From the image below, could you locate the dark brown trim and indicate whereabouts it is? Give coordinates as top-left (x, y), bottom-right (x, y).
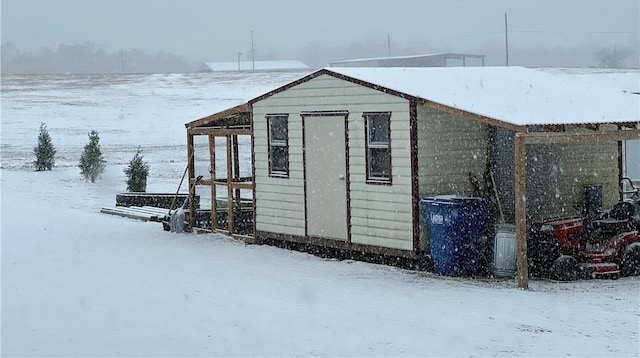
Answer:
top-left (249, 69), bottom-right (415, 105)
top-left (409, 99), bottom-right (420, 253)
top-left (363, 112), bottom-right (392, 185)
top-left (250, 104), bottom-right (257, 238)
top-left (301, 113), bottom-right (308, 238)
top-left (300, 110), bottom-right (349, 117)
top-left (256, 230), bottom-right (417, 259)
top-left (300, 111), bottom-right (351, 243)
top-left (325, 71), bottom-right (416, 101)
top-left (266, 114), bottom-right (290, 178)
top-left (344, 113), bottom-right (352, 244)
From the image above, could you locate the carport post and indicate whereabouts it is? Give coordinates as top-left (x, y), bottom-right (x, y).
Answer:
top-left (514, 134), bottom-right (529, 289)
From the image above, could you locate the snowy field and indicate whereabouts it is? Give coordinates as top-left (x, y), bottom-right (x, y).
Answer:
top-left (1, 71), bottom-right (639, 357)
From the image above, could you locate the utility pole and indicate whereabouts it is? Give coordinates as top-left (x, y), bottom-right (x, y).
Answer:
top-left (251, 30), bottom-right (255, 71)
top-left (237, 52), bottom-right (242, 71)
top-left (387, 34), bottom-right (391, 57)
top-left (504, 12), bottom-right (510, 66)
top-left (121, 49), bottom-right (124, 73)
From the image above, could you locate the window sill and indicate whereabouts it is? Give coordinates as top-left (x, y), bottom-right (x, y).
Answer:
top-left (366, 178), bottom-right (392, 185)
top-left (269, 173), bottom-right (290, 179)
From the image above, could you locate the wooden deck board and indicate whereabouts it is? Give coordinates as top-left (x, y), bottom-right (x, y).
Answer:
top-left (100, 206), bottom-right (174, 222)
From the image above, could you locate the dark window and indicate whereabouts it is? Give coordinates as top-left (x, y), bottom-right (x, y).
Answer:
top-left (365, 113), bottom-right (391, 183)
top-left (268, 115), bottom-right (289, 177)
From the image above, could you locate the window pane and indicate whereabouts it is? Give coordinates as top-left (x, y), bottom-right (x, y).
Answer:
top-left (271, 145), bottom-right (288, 172)
top-left (369, 148), bottom-right (390, 177)
top-left (368, 115), bottom-right (389, 143)
top-left (270, 117), bottom-right (287, 142)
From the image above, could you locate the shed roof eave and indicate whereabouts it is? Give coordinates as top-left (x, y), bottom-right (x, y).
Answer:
top-left (418, 98), bottom-right (639, 132)
top-left (417, 98), bottom-right (527, 132)
top-left (185, 103), bottom-right (250, 129)
top-left (249, 68), bottom-right (417, 105)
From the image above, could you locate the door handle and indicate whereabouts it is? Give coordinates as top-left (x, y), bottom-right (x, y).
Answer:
top-left (338, 174), bottom-right (345, 181)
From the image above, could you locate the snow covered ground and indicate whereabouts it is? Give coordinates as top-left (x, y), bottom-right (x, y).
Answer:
top-left (1, 71), bottom-right (639, 357)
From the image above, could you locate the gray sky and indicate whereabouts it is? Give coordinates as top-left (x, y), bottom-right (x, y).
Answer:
top-left (2, 0), bottom-right (639, 67)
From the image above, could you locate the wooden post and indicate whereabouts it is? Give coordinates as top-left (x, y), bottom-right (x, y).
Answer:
top-left (209, 134), bottom-right (217, 231)
top-left (232, 134), bottom-right (241, 208)
top-left (514, 134), bottom-right (528, 289)
top-left (226, 135), bottom-right (234, 234)
top-left (187, 132), bottom-right (196, 229)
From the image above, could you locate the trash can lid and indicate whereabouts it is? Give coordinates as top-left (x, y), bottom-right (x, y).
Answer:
top-left (421, 195), bottom-right (486, 204)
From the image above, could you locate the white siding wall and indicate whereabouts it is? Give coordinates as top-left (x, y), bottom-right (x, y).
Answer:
top-left (417, 105), bottom-right (488, 197)
top-left (523, 125), bottom-right (620, 221)
top-left (253, 74), bottom-right (414, 250)
top-left (552, 126), bottom-right (620, 218)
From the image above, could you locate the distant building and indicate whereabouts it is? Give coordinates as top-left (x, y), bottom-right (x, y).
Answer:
top-left (197, 60), bottom-right (309, 72)
top-left (329, 53), bottom-right (485, 68)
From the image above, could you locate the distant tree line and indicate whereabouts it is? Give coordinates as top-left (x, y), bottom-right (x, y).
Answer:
top-left (1, 41), bottom-right (195, 74)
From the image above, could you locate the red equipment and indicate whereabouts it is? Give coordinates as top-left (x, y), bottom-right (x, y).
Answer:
top-left (528, 178), bottom-right (640, 280)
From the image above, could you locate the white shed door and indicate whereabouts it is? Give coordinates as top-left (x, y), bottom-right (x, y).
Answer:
top-left (304, 115), bottom-right (348, 241)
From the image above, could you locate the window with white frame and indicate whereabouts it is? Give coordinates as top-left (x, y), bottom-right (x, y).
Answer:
top-left (364, 112), bottom-right (391, 183)
top-left (267, 115), bottom-right (289, 177)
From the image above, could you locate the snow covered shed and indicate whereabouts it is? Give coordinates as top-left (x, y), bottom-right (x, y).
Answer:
top-left (185, 66), bottom-right (639, 286)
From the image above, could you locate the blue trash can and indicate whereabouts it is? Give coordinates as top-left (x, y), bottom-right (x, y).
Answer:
top-left (420, 196), bottom-right (489, 276)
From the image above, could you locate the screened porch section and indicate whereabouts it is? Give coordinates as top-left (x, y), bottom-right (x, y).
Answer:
top-left (185, 103), bottom-right (254, 240)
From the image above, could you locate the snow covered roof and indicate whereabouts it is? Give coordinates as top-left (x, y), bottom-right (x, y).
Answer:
top-left (329, 53), bottom-right (485, 65)
top-left (320, 66), bottom-right (639, 128)
top-left (537, 67), bottom-right (640, 94)
top-left (198, 60), bottom-right (309, 72)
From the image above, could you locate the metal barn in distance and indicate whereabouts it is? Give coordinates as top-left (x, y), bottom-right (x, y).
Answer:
top-left (329, 53), bottom-right (485, 68)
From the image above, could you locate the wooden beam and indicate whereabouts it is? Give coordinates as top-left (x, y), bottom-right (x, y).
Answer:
top-left (189, 128), bottom-right (252, 136)
top-left (514, 135), bottom-right (528, 289)
top-left (185, 103), bottom-right (250, 129)
top-left (230, 182), bottom-right (253, 190)
top-left (539, 124), bottom-right (564, 132)
top-left (209, 134), bottom-right (217, 231)
top-left (210, 179), bottom-right (253, 189)
top-left (194, 178), bottom-right (213, 186)
top-left (521, 129), bottom-right (640, 144)
top-left (187, 132), bottom-right (196, 229)
top-left (232, 134), bottom-right (241, 209)
top-left (226, 135), bottom-right (234, 235)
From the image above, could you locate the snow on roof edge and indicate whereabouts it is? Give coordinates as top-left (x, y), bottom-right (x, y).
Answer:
top-left (322, 66), bottom-right (639, 127)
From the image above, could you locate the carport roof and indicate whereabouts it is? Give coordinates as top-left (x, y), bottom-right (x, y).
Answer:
top-left (310, 66), bottom-right (639, 129)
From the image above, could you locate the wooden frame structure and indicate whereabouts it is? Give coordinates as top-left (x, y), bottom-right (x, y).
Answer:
top-left (514, 128), bottom-right (640, 289)
top-left (183, 67), bottom-right (638, 289)
top-left (185, 103), bottom-right (255, 241)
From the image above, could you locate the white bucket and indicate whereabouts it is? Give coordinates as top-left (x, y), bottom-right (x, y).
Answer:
top-left (493, 224), bottom-right (516, 277)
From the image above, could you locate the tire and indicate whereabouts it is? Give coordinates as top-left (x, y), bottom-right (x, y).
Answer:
top-left (551, 255), bottom-right (578, 281)
top-left (620, 242), bottom-right (640, 276)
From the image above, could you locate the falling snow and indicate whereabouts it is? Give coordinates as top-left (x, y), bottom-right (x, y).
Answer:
top-left (1, 71), bottom-right (639, 357)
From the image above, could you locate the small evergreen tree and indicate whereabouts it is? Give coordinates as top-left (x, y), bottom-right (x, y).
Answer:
top-left (124, 147), bottom-right (150, 192)
top-left (33, 122), bottom-right (56, 171)
top-left (78, 130), bottom-right (106, 182)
